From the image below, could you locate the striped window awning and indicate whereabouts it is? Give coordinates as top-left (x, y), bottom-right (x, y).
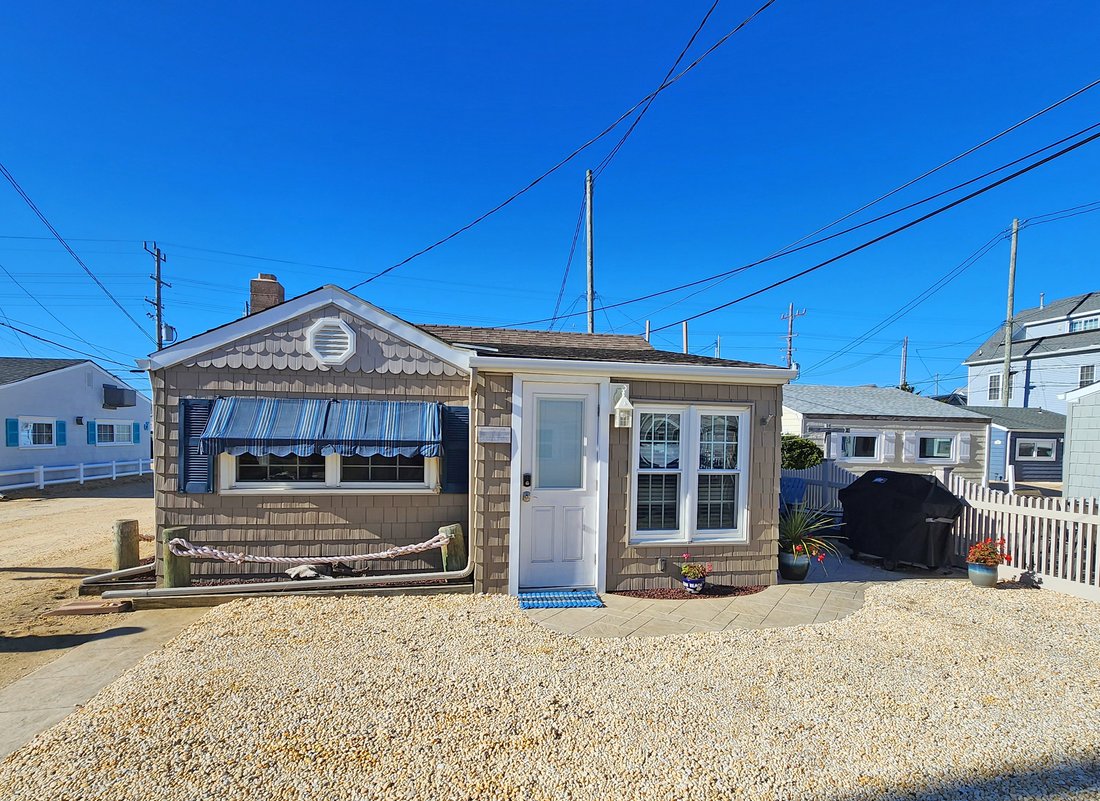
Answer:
top-left (197, 397), bottom-right (443, 458)
top-left (322, 400), bottom-right (443, 458)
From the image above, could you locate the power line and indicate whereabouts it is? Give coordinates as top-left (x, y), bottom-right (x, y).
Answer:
top-left (506, 118), bottom-right (1100, 330)
top-left (0, 320), bottom-right (135, 368)
top-left (549, 192), bottom-right (587, 329)
top-left (650, 125), bottom-right (1100, 334)
top-left (594, 0), bottom-right (723, 178)
top-left (0, 162), bottom-right (156, 344)
top-left (347, 0), bottom-right (778, 291)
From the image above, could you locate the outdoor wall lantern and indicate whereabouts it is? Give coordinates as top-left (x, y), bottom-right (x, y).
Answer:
top-left (612, 384), bottom-right (634, 428)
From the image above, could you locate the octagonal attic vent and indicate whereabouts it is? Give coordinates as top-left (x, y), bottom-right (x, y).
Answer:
top-left (307, 318), bottom-right (356, 366)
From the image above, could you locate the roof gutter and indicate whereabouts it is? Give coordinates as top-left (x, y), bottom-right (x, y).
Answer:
top-left (466, 355), bottom-right (797, 384)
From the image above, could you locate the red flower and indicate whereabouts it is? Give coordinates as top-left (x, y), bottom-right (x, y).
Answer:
top-left (1004, 555), bottom-right (1012, 564)
top-left (817, 553), bottom-right (826, 563)
top-left (794, 545), bottom-right (803, 553)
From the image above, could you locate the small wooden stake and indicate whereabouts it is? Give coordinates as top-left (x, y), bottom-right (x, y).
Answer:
top-left (114, 519), bottom-right (141, 571)
top-left (162, 526), bottom-right (192, 588)
top-left (438, 523), bottom-right (467, 572)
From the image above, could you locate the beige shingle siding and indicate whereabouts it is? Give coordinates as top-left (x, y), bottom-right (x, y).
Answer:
top-left (605, 379), bottom-right (780, 590)
top-left (182, 304), bottom-right (463, 376)
top-left (470, 372), bottom-right (513, 593)
top-left (152, 313), bottom-right (470, 580)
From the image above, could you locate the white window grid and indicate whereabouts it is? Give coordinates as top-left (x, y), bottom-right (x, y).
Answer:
top-left (219, 453), bottom-right (439, 493)
top-left (96, 420), bottom-right (133, 445)
top-left (1081, 365), bottom-right (1096, 389)
top-left (19, 417), bottom-right (55, 448)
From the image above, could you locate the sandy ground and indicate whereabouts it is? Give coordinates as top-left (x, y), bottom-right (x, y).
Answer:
top-left (0, 478), bottom-right (154, 689)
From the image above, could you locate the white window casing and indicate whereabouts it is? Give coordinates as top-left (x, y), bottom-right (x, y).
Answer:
top-left (914, 431), bottom-right (960, 463)
top-left (1015, 438), bottom-right (1057, 461)
top-left (630, 404), bottom-right (750, 546)
top-left (18, 417), bottom-right (55, 448)
top-left (96, 420), bottom-right (134, 446)
top-left (307, 317), bottom-right (356, 366)
top-left (835, 430), bottom-right (881, 463)
top-left (218, 453), bottom-right (439, 494)
top-left (1081, 365), bottom-right (1096, 389)
top-left (987, 374), bottom-right (1001, 402)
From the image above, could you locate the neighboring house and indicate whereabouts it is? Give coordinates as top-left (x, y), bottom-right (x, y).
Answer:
top-left (1060, 381), bottom-right (1100, 497)
top-left (931, 389), bottom-right (968, 407)
top-left (964, 406), bottom-right (1066, 483)
top-left (964, 291), bottom-right (1100, 415)
top-left (0, 358), bottom-right (152, 481)
top-left (140, 275), bottom-right (796, 594)
top-left (782, 384), bottom-right (990, 481)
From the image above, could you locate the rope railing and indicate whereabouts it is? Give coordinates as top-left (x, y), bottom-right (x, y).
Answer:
top-left (165, 530), bottom-right (454, 566)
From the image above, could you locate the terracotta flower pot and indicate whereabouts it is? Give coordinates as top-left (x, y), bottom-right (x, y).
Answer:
top-left (967, 562), bottom-right (998, 588)
top-left (778, 551), bottom-right (810, 581)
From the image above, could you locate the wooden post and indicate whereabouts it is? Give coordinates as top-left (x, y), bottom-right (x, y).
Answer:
top-left (438, 523), bottom-right (467, 572)
top-left (114, 519), bottom-right (141, 570)
top-left (162, 525), bottom-right (191, 588)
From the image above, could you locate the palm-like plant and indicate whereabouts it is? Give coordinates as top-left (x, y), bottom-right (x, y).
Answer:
top-left (778, 503), bottom-right (845, 572)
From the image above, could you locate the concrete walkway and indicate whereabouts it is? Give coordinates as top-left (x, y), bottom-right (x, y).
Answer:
top-left (527, 556), bottom-right (962, 638)
top-left (0, 607), bottom-right (205, 760)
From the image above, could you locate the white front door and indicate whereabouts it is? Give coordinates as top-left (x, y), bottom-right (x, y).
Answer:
top-left (518, 382), bottom-right (599, 589)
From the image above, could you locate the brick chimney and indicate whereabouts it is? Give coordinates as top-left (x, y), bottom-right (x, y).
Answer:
top-left (249, 273), bottom-right (284, 314)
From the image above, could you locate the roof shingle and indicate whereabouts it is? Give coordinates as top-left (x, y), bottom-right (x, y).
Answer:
top-left (784, 384), bottom-right (990, 420)
top-left (0, 358), bottom-right (85, 387)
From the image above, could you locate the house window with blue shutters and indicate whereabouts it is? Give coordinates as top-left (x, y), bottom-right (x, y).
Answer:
top-left (10, 417), bottom-right (57, 448)
top-left (95, 420), bottom-right (135, 446)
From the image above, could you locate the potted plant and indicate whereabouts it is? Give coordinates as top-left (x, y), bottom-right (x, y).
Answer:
top-left (778, 503), bottom-right (845, 581)
top-left (679, 553), bottom-right (712, 594)
top-left (966, 538), bottom-right (1011, 587)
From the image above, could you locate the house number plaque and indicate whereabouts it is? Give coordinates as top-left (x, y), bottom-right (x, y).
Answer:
top-left (477, 426), bottom-right (511, 444)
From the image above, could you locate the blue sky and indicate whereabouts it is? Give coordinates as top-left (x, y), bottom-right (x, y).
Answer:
top-left (1, 1), bottom-right (1098, 395)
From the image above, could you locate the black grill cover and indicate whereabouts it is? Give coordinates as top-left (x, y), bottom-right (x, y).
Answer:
top-left (837, 470), bottom-right (964, 569)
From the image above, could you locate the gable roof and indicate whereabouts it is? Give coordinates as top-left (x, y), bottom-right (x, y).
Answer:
top-left (784, 384), bottom-right (990, 421)
top-left (419, 324), bottom-right (779, 368)
top-left (963, 405), bottom-right (1065, 432)
top-left (966, 291), bottom-right (1100, 364)
top-left (0, 357), bottom-right (86, 387)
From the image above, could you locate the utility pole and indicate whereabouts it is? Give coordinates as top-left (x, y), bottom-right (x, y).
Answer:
top-left (934, 373), bottom-right (940, 395)
top-left (585, 169), bottom-right (595, 334)
top-left (715, 336), bottom-right (721, 359)
top-left (780, 302), bottom-right (806, 368)
top-left (143, 241), bottom-right (170, 350)
top-left (644, 320), bottom-right (650, 342)
top-left (682, 321), bottom-right (689, 354)
top-left (899, 336), bottom-right (910, 391)
top-left (1001, 219), bottom-right (1019, 408)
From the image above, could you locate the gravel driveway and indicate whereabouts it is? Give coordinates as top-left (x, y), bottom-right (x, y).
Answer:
top-left (1, 581), bottom-right (1097, 800)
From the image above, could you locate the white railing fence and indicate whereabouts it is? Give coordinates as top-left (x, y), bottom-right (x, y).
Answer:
top-left (946, 472), bottom-right (1100, 602)
top-left (780, 459), bottom-right (859, 513)
top-left (0, 458), bottom-right (152, 492)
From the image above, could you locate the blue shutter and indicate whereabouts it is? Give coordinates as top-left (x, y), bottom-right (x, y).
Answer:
top-left (55, 420), bottom-right (67, 446)
top-left (179, 399), bottom-right (215, 494)
top-left (440, 405), bottom-right (470, 494)
top-left (5, 419), bottom-right (17, 447)
top-left (132, 422), bottom-right (141, 444)
top-left (87, 419), bottom-right (98, 445)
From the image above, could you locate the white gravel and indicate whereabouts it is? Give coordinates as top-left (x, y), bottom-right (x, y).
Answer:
top-left (1, 581), bottom-right (1098, 800)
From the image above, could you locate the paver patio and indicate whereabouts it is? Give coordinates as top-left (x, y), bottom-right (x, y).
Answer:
top-left (527, 554), bottom-right (961, 637)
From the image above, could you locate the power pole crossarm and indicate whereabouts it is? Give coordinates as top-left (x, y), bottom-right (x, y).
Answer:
top-left (143, 241), bottom-right (170, 351)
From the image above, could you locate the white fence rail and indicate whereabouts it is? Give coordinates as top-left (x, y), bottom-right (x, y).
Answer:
top-left (780, 460), bottom-right (859, 512)
top-left (0, 458), bottom-right (152, 492)
top-left (946, 472), bottom-right (1100, 602)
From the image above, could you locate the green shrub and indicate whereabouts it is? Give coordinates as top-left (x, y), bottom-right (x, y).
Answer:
top-left (781, 435), bottom-right (824, 470)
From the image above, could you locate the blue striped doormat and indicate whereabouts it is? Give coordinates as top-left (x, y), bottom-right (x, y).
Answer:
top-left (518, 589), bottom-right (603, 609)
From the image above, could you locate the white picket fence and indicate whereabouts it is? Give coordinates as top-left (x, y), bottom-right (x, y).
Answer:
top-left (0, 458), bottom-right (152, 492)
top-left (780, 460), bottom-right (859, 513)
top-left (946, 472), bottom-right (1100, 602)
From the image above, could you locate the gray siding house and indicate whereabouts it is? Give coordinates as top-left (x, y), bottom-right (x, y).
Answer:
top-left (964, 406), bottom-right (1065, 483)
top-left (965, 292), bottom-right (1100, 415)
top-left (782, 385), bottom-right (990, 481)
top-left (141, 277), bottom-right (797, 594)
top-left (1061, 381), bottom-right (1100, 497)
top-left (0, 358), bottom-right (151, 484)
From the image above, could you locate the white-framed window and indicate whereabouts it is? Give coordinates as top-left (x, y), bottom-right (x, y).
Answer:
top-left (836, 431), bottom-right (880, 461)
top-left (220, 452), bottom-right (438, 493)
top-left (96, 420), bottom-right (134, 446)
top-left (904, 431), bottom-right (971, 464)
top-left (987, 374), bottom-right (1013, 402)
top-left (1015, 438), bottom-right (1056, 461)
top-left (631, 405), bottom-right (750, 545)
top-left (1081, 365), bottom-right (1096, 389)
top-left (18, 417), bottom-right (55, 448)
top-left (918, 435), bottom-right (954, 460)
top-left (1069, 316), bottom-right (1099, 333)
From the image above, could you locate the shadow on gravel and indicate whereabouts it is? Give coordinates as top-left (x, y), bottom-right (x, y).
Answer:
top-left (0, 476), bottom-right (152, 501)
top-left (825, 757), bottom-right (1100, 800)
top-left (0, 627), bottom-right (146, 653)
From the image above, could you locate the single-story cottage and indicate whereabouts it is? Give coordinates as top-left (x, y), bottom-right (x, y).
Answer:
top-left (1060, 381), bottom-right (1100, 497)
top-left (963, 405), bottom-right (1065, 484)
top-left (141, 276), bottom-right (796, 594)
top-left (0, 357), bottom-right (151, 488)
top-left (782, 384), bottom-right (990, 481)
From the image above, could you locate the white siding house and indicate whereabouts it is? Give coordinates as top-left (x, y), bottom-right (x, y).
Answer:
top-left (965, 292), bottom-right (1100, 415)
top-left (0, 358), bottom-right (151, 484)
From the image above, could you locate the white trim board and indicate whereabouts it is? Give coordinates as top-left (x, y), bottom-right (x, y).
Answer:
top-left (472, 358), bottom-right (795, 384)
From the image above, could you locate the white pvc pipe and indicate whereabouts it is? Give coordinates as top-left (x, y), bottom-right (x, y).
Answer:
top-left (81, 563), bottom-right (155, 585)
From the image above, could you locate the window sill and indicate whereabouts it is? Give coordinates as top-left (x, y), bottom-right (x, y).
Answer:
top-left (1015, 457), bottom-right (1057, 462)
top-left (18, 445), bottom-right (56, 450)
top-left (95, 443), bottom-right (134, 447)
top-left (221, 486), bottom-right (439, 496)
top-left (629, 536), bottom-right (749, 548)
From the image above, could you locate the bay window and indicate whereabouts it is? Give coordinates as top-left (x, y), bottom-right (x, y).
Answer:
top-left (632, 406), bottom-right (749, 544)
